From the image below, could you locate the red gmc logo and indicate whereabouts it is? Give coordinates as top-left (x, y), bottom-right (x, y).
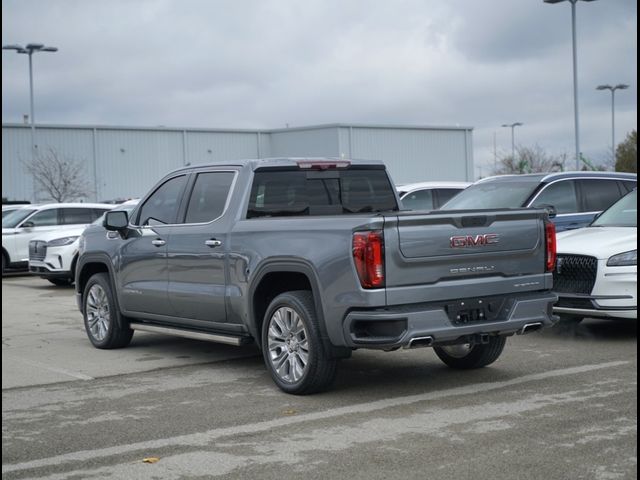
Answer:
top-left (450, 234), bottom-right (500, 248)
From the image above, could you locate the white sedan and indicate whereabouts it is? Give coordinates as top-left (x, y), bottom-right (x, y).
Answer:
top-left (553, 189), bottom-right (637, 322)
top-left (28, 200), bottom-right (139, 286)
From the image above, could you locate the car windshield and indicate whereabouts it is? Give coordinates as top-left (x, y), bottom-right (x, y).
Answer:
top-left (440, 180), bottom-right (538, 210)
top-left (591, 190), bottom-right (637, 227)
top-left (2, 208), bottom-right (37, 228)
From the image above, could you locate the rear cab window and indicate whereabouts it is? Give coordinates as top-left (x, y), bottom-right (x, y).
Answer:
top-left (247, 167), bottom-right (398, 218)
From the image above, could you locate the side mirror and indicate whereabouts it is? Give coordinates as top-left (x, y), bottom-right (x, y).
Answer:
top-left (21, 221), bottom-right (35, 228)
top-left (104, 210), bottom-right (129, 231)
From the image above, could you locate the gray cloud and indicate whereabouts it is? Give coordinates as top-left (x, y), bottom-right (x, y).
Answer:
top-left (2, 0), bottom-right (637, 174)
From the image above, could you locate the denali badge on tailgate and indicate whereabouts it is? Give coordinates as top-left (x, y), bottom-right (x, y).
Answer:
top-left (450, 234), bottom-right (500, 248)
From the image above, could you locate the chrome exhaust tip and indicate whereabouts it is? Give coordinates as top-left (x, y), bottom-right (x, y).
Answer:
top-left (407, 336), bottom-right (434, 349)
top-left (519, 322), bottom-right (543, 335)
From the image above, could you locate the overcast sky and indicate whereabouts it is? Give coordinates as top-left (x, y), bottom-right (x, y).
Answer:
top-left (2, 0), bottom-right (637, 176)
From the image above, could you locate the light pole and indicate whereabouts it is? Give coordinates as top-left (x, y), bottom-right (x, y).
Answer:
top-left (2, 43), bottom-right (58, 201)
top-left (596, 84), bottom-right (629, 163)
top-left (502, 122), bottom-right (523, 160)
top-left (544, 0), bottom-right (597, 170)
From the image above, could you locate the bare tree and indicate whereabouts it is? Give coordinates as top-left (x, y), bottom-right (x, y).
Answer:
top-left (492, 144), bottom-right (566, 175)
top-left (22, 148), bottom-right (93, 202)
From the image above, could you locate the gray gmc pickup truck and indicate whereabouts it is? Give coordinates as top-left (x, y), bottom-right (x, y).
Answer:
top-left (76, 158), bottom-right (558, 394)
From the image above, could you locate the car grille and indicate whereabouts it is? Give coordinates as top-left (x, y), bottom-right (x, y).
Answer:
top-left (553, 254), bottom-right (597, 295)
top-left (29, 241), bottom-right (47, 261)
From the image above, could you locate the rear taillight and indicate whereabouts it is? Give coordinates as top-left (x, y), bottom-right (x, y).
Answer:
top-left (352, 230), bottom-right (385, 288)
top-left (545, 221), bottom-right (556, 272)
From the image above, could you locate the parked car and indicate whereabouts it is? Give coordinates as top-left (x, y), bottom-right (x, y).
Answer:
top-left (440, 171), bottom-right (636, 231)
top-left (553, 189), bottom-right (637, 322)
top-left (76, 158), bottom-right (557, 395)
top-left (2, 203), bottom-right (113, 274)
top-left (2, 204), bottom-right (31, 219)
top-left (396, 182), bottom-right (470, 210)
top-left (28, 200), bottom-right (139, 286)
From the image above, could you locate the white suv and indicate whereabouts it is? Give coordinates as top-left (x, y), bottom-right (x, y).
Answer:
top-left (2, 203), bottom-right (113, 275)
top-left (28, 200), bottom-right (139, 285)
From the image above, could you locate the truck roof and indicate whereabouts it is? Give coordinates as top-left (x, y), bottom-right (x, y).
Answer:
top-left (170, 157), bottom-right (386, 175)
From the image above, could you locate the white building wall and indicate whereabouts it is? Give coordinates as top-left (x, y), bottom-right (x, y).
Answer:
top-left (2, 123), bottom-right (473, 202)
top-left (346, 126), bottom-right (473, 185)
top-left (185, 131), bottom-right (260, 166)
top-left (267, 127), bottom-right (339, 158)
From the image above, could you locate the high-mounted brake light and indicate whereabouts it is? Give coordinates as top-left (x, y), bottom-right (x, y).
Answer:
top-left (297, 160), bottom-right (351, 170)
top-left (545, 221), bottom-right (556, 272)
top-left (352, 230), bottom-right (385, 288)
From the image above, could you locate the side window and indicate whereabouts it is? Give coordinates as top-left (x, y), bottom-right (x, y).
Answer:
top-left (620, 180), bottom-right (637, 194)
top-left (435, 189), bottom-right (463, 209)
top-left (26, 208), bottom-right (58, 227)
top-left (580, 179), bottom-right (623, 212)
top-left (184, 172), bottom-right (235, 223)
top-left (401, 189), bottom-right (434, 210)
top-left (531, 181), bottom-right (578, 214)
top-left (24, 209), bottom-right (59, 227)
top-left (137, 175), bottom-right (188, 226)
top-left (60, 208), bottom-right (93, 225)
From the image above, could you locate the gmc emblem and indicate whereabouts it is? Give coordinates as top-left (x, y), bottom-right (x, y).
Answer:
top-left (450, 234), bottom-right (500, 248)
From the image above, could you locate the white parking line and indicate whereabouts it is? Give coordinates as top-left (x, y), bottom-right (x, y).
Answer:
top-left (2, 360), bottom-right (628, 475)
top-left (6, 355), bottom-right (94, 381)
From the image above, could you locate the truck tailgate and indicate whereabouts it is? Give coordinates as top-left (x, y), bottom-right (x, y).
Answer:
top-left (383, 209), bottom-right (551, 303)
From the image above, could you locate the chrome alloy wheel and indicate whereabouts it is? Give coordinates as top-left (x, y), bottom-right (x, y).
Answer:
top-left (267, 306), bottom-right (310, 383)
top-left (439, 343), bottom-right (472, 358)
top-left (86, 284), bottom-right (110, 341)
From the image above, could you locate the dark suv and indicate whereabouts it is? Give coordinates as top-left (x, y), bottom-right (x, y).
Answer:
top-left (441, 172), bottom-right (637, 231)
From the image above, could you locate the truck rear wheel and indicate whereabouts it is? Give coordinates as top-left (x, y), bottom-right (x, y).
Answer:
top-left (83, 273), bottom-right (133, 349)
top-left (262, 291), bottom-right (337, 395)
top-left (434, 336), bottom-right (506, 369)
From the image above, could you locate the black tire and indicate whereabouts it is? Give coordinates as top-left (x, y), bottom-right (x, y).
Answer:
top-left (82, 272), bottom-right (133, 349)
top-left (557, 314), bottom-right (584, 324)
top-left (2, 253), bottom-right (5, 276)
top-left (434, 336), bottom-right (507, 369)
top-left (47, 278), bottom-right (73, 286)
top-left (261, 290), bottom-right (337, 395)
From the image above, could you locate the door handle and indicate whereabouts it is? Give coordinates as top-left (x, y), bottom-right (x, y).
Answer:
top-left (205, 239), bottom-right (222, 248)
top-left (151, 239), bottom-right (166, 247)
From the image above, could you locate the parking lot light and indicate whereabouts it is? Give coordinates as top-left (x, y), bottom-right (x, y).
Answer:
top-left (2, 43), bottom-right (58, 201)
top-left (543, 0), bottom-right (598, 170)
top-left (596, 84), bottom-right (629, 163)
top-left (501, 122), bottom-right (523, 160)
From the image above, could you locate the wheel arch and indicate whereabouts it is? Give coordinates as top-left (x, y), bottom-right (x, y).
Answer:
top-left (76, 254), bottom-right (125, 327)
top-left (248, 260), bottom-right (325, 350)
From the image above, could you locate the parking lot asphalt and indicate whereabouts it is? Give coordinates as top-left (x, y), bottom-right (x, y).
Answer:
top-left (2, 275), bottom-right (637, 480)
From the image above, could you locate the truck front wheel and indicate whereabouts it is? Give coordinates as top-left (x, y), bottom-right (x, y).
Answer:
top-left (83, 273), bottom-right (133, 349)
top-left (434, 336), bottom-right (506, 369)
top-left (262, 291), bottom-right (337, 395)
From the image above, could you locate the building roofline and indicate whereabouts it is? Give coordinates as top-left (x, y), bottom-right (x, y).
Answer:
top-left (2, 122), bottom-right (474, 134)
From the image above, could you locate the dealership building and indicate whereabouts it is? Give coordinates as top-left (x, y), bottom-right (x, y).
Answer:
top-left (2, 122), bottom-right (473, 203)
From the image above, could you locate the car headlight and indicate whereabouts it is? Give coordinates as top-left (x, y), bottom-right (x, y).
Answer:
top-left (607, 250), bottom-right (637, 267)
top-left (47, 236), bottom-right (79, 247)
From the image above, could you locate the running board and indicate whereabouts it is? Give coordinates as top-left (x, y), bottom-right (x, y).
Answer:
top-left (129, 322), bottom-right (250, 346)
